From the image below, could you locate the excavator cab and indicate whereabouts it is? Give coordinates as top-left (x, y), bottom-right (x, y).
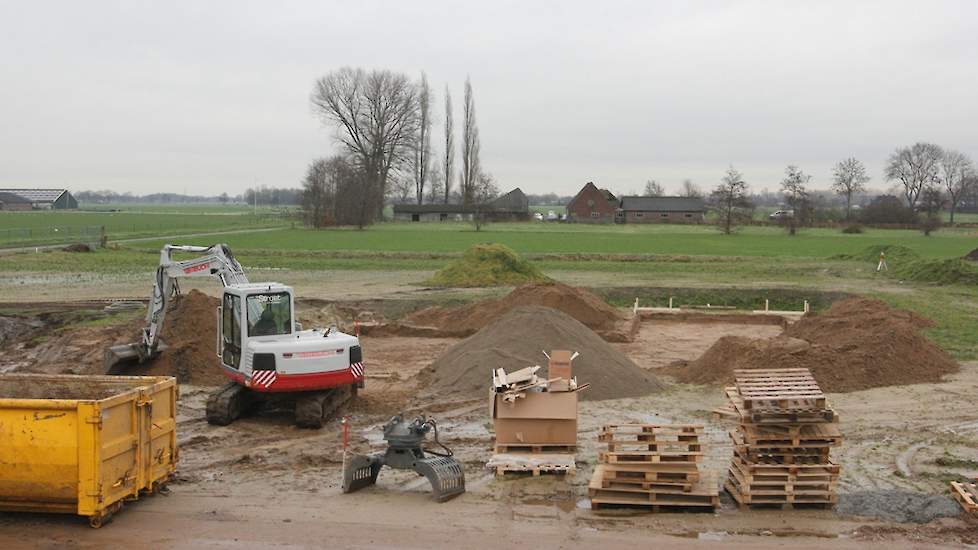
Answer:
top-left (218, 283), bottom-right (296, 373)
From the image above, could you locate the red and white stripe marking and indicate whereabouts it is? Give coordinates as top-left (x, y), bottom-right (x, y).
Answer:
top-left (350, 362), bottom-right (364, 378)
top-left (251, 369), bottom-right (277, 388)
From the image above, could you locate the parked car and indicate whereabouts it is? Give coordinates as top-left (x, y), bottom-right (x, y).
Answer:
top-left (768, 210), bottom-right (794, 220)
top-left (533, 212), bottom-right (544, 221)
top-left (546, 210), bottom-right (558, 221)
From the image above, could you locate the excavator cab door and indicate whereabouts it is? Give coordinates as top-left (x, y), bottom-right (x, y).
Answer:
top-left (221, 292), bottom-right (242, 369)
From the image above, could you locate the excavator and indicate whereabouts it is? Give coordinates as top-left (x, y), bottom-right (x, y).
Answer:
top-left (105, 244), bottom-right (364, 428)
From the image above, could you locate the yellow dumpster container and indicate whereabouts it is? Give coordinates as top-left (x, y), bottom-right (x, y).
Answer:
top-left (0, 374), bottom-right (177, 527)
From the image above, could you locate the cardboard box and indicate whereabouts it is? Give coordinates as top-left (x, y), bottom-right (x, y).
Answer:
top-left (548, 350), bottom-right (574, 392)
top-left (491, 391), bottom-right (578, 446)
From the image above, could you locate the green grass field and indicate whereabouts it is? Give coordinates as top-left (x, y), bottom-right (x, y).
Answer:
top-left (0, 205), bottom-right (291, 247)
top-left (1, 216), bottom-right (975, 360)
top-left (124, 222), bottom-right (978, 259)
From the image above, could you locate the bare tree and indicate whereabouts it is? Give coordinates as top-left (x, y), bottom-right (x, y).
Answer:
top-left (410, 72), bottom-right (433, 205)
top-left (443, 86), bottom-right (455, 205)
top-left (302, 156), bottom-right (355, 227)
top-left (710, 166), bottom-right (751, 235)
top-left (643, 179), bottom-right (664, 197)
top-left (884, 142), bottom-right (943, 210)
top-left (460, 77), bottom-right (480, 205)
top-left (311, 67), bottom-right (418, 222)
top-left (939, 148), bottom-right (975, 224)
top-left (780, 165), bottom-right (811, 235)
top-left (680, 179), bottom-right (702, 198)
top-left (301, 158), bottom-right (330, 228)
top-left (425, 167), bottom-right (444, 205)
top-left (471, 171), bottom-right (499, 231)
top-left (918, 186), bottom-right (945, 235)
top-left (831, 157), bottom-right (870, 221)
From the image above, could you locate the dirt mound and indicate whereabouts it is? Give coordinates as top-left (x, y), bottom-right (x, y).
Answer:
top-left (425, 243), bottom-right (551, 287)
top-left (63, 243), bottom-right (92, 252)
top-left (670, 297), bottom-right (958, 392)
top-left (405, 282), bottom-right (622, 332)
top-left (965, 248), bottom-right (978, 261)
top-left (421, 305), bottom-right (663, 401)
top-left (135, 290), bottom-right (226, 385)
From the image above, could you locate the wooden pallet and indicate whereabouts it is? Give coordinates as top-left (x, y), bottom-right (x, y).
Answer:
top-left (592, 466), bottom-right (694, 492)
top-left (598, 461), bottom-right (701, 482)
top-left (734, 368), bottom-right (826, 411)
top-left (590, 470), bottom-right (718, 510)
top-left (950, 481), bottom-right (978, 514)
top-left (600, 424), bottom-right (703, 437)
top-left (602, 441), bottom-right (703, 453)
top-left (739, 423), bottom-right (842, 447)
top-left (599, 450), bottom-right (703, 465)
top-left (487, 453), bottom-right (576, 477)
top-left (725, 478), bottom-right (837, 508)
top-left (730, 456), bottom-right (839, 481)
top-left (494, 443), bottom-right (577, 454)
top-left (724, 387), bottom-right (836, 424)
top-left (730, 459), bottom-right (840, 484)
top-left (728, 463), bottom-right (837, 493)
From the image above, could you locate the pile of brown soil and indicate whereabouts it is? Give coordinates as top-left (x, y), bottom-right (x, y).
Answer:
top-left (669, 297), bottom-right (958, 392)
top-left (405, 282), bottom-right (623, 333)
top-left (965, 248), bottom-right (978, 261)
top-left (421, 305), bottom-right (662, 401)
top-left (63, 243), bottom-right (92, 253)
top-left (131, 289), bottom-right (226, 385)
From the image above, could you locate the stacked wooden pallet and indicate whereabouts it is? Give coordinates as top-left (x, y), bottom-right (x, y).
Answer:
top-left (722, 368), bottom-right (842, 509)
top-left (588, 424), bottom-right (718, 511)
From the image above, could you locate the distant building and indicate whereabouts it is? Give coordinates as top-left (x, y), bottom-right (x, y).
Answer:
top-left (0, 189), bottom-right (78, 210)
top-left (566, 182), bottom-right (618, 223)
top-left (0, 192), bottom-right (33, 211)
top-left (393, 188), bottom-right (530, 222)
top-left (618, 196), bottom-right (705, 224)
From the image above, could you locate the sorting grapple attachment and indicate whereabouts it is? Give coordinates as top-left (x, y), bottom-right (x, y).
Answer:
top-left (341, 414), bottom-right (466, 502)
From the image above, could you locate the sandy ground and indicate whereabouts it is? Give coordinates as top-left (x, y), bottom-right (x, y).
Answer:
top-left (0, 295), bottom-right (976, 547)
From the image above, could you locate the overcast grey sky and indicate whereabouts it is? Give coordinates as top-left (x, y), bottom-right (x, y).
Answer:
top-left (1, 1), bottom-right (976, 197)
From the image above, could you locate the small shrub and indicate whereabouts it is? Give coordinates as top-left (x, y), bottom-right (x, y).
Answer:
top-left (841, 223), bottom-right (864, 234)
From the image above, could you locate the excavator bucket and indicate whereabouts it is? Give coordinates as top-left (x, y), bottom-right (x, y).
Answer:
top-left (104, 344), bottom-right (142, 374)
top-left (342, 454), bottom-right (383, 494)
top-left (103, 342), bottom-right (165, 374)
top-left (414, 456), bottom-right (466, 502)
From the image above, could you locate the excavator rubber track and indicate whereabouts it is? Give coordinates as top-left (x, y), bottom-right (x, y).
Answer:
top-left (294, 386), bottom-right (353, 429)
top-left (205, 382), bottom-right (254, 426)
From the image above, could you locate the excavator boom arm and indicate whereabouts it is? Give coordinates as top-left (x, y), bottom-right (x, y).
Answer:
top-left (106, 244), bottom-right (248, 371)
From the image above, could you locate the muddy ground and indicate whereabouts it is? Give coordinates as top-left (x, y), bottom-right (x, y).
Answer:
top-left (0, 290), bottom-right (977, 549)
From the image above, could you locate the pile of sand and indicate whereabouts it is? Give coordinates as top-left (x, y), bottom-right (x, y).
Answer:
top-left (405, 282), bottom-right (622, 333)
top-left (120, 289), bottom-right (227, 385)
top-left (425, 243), bottom-right (551, 287)
top-left (421, 305), bottom-right (662, 401)
top-left (669, 297), bottom-right (958, 392)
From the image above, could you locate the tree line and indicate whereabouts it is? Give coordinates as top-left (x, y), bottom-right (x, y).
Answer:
top-left (301, 68), bottom-right (499, 228)
top-left (706, 143), bottom-right (977, 235)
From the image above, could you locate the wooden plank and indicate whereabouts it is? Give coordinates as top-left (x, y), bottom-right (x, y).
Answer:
top-left (599, 451), bottom-right (703, 465)
top-left (494, 443), bottom-right (577, 454)
top-left (950, 482), bottom-right (978, 513)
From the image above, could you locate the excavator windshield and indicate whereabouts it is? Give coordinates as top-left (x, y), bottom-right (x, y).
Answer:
top-left (247, 292), bottom-right (292, 337)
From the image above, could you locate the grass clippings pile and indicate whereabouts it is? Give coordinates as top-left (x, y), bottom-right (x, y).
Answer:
top-left (670, 297), bottom-right (958, 392)
top-left (425, 243), bottom-right (551, 287)
top-left (840, 244), bottom-right (978, 285)
top-left (421, 305), bottom-right (662, 401)
top-left (405, 282), bottom-right (622, 332)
